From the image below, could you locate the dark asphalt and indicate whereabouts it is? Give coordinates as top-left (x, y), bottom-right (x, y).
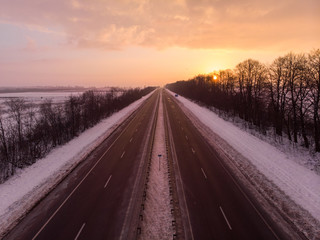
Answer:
top-left (163, 90), bottom-right (290, 240)
top-left (5, 88), bottom-right (295, 240)
top-left (4, 90), bottom-right (160, 240)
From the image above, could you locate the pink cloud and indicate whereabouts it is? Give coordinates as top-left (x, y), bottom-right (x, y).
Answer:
top-left (0, 0), bottom-right (319, 51)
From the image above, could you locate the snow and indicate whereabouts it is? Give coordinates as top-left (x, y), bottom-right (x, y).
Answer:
top-left (1, 87), bottom-right (319, 237)
top-left (0, 91), bottom-right (83, 105)
top-left (167, 90), bottom-right (320, 226)
top-left (139, 91), bottom-right (174, 239)
top-left (0, 91), bottom-right (153, 238)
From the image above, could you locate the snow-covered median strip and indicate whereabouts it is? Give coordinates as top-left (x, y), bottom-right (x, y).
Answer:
top-left (168, 91), bottom-right (320, 224)
top-left (139, 92), bottom-right (174, 239)
top-left (0, 92), bottom-right (153, 237)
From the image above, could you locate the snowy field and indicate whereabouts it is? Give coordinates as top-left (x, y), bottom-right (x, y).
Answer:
top-left (0, 91), bottom-right (153, 238)
top-left (0, 91), bottom-right (83, 106)
top-left (167, 90), bottom-right (320, 237)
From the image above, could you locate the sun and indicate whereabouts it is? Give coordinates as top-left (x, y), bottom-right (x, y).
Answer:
top-left (213, 75), bottom-right (218, 80)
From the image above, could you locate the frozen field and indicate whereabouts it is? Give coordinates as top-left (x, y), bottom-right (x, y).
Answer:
top-left (0, 91), bottom-right (83, 106)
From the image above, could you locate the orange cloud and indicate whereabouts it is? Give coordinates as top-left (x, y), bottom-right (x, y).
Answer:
top-left (0, 0), bottom-right (319, 51)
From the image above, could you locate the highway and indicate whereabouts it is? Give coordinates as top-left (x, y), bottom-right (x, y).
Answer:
top-left (5, 88), bottom-right (298, 240)
top-left (162, 90), bottom-right (292, 240)
top-left (4, 90), bottom-right (160, 240)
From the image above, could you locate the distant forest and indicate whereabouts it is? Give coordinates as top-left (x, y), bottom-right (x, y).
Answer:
top-left (166, 49), bottom-right (320, 152)
top-left (0, 87), bottom-right (155, 183)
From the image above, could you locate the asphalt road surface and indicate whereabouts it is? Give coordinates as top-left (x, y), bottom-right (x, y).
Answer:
top-left (5, 88), bottom-right (297, 240)
top-left (4, 90), bottom-right (160, 240)
top-left (163, 90), bottom-right (291, 240)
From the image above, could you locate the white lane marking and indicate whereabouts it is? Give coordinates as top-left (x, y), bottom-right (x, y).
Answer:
top-left (185, 135), bottom-right (188, 140)
top-left (74, 223), bottom-right (86, 240)
top-left (212, 148), bottom-right (280, 239)
top-left (121, 151), bottom-right (125, 158)
top-left (201, 168), bottom-right (207, 179)
top-left (129, 137), bottom-right (133, 142)
top-left (164, 105), bottom-right (195, 240)
top-left (120, 92), bottom-right (160, 239)
top-left (104, 175), bottom-right (112, 188)
top-left (135, 128), bottom-right (138, 132)
top-left (220, 206), bottom-right (232, 230)
top-left (191, 148), bottom-right (195, 154)
top-left (32, 108), bottom-right (139, 240)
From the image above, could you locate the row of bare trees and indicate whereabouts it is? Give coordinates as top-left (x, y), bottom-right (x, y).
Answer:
top-left (0, 87), bottom-right (155, 183)
top-left (166, 49), bottom-right (320, 151)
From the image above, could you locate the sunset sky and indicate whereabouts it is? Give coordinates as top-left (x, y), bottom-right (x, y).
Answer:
top-left (0, 0), bottom-right (319, 88)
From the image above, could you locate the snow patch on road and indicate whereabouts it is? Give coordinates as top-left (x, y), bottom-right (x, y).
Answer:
top-left (0, 92), bottom-right (153, 238)
top-left (139, 92), bottom-right (174, 240)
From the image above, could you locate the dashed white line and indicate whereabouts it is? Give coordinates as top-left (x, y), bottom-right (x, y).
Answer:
top-left (201, 168), bottom-right (207, 179)
top-left (220, 206), bottom-right (232, 230)
top-left (74, 223), bottom-right (86, 240)
top-left (129, 137), bottom-right (133, 142)
top-left (104, 175), bottom-right (112, 188)
top-left (31, 98), bottom-right (143, 240)
top-left (191, 148), bottom-right (195, 154)
top-left (185, 135), bottom-right (188, 140)
top-left (121, 151), bottom-right (125, 158)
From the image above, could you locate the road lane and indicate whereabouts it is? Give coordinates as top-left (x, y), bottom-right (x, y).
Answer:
top-left (104, 175), bottom-right (112, 188)
top-left (163, 90), bottom-right (290, 240)
top-left (4, 90), bottom-right (160, 240)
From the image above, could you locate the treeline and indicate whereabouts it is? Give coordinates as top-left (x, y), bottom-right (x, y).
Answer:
top-left (166, 49), bottom-right (320, 151)
top-left (0, 87), bottom-right (155, 183)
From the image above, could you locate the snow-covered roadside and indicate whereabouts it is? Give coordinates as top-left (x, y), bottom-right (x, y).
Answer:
top-left (139, 91), bottom-right (174, 239)
top-left (167, 90), bottom-right (320, 237)
top-left (0, 91), bottom-right (154, 237)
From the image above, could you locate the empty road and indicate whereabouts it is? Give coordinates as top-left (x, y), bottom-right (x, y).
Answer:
top-left (4, 90), bottom-right (160, 240)
top-left (5, 88), bottom-right (299, 240)
top-left (163, 90), bottom-right (292, 240)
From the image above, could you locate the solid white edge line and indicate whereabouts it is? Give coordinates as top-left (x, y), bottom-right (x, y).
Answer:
top-left (121, 151), bottom-right (125, 158)
top-left (104, 175), bottom-right (112, 188)
top-left (220, 206), bottom-right (232, 230)
top-left (208, 143), bottom-right (281, 239)
top-left (119, 90), bottom-right (160, 240)
top-left (164, 95), bottom-right (195, 240)
top-left (32, 104), bottom-right (139, 240)
top-left (74, 223), bottom-right (86, 240)
top-left (170, 90), bottom-right (281, 239)
top-left (201, 167), bottom-right (207, 179)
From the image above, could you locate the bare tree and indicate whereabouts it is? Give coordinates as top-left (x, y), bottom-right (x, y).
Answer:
top-left (236, 59), bottom-right (267, 124)
top-left (283, 53), bottom-right (306, 143)
top-left (297, 62), bottom-right (312, 148)
top-left (0, 107), bottom-right (10, 181)
top-left (65, 95), bottom-right (81, 137)
top-left (5, 98), bottom-right (27, 166)
top-left (5, 99), bottom-right (26, 146)
top-left (269, 56), bottom-right (289, 136)
top-left (309, 49), bottom-right (320, 151)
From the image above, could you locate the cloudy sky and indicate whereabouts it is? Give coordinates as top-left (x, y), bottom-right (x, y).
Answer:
top-left (0, 0), bottom-right (319, 87)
